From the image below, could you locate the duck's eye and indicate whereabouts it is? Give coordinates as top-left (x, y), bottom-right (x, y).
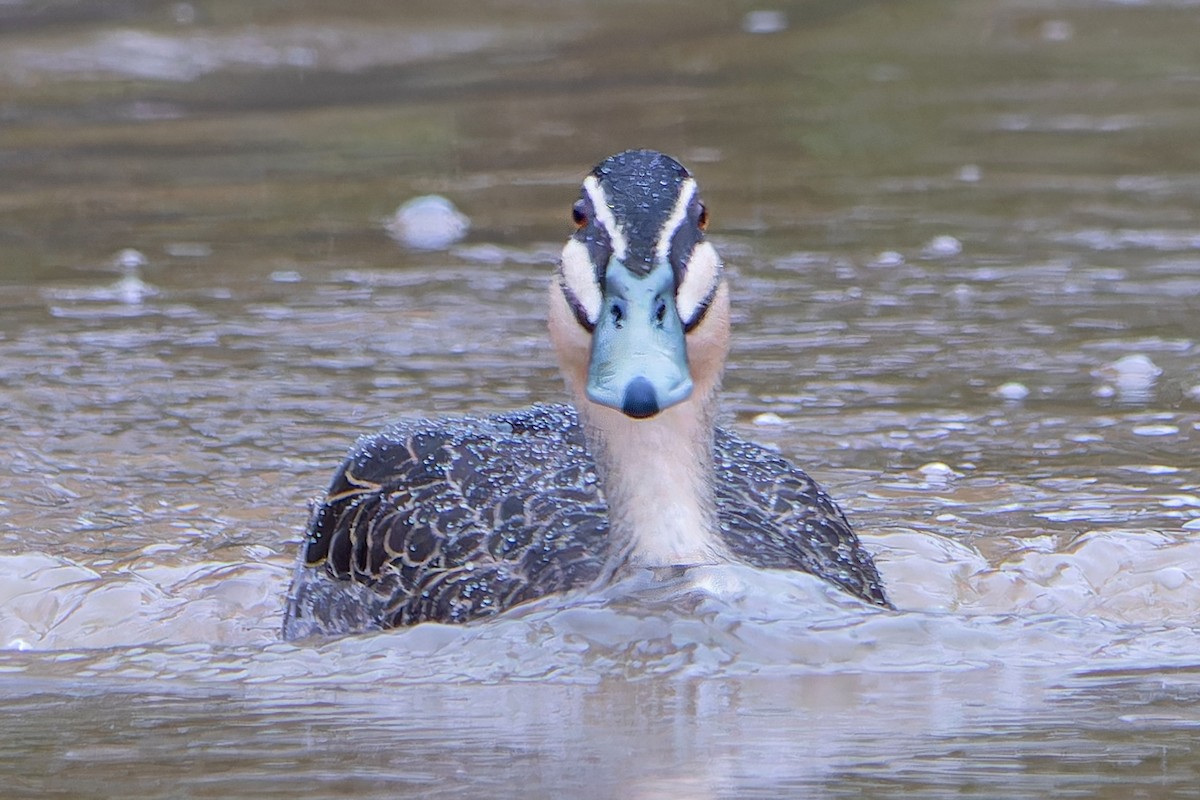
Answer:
top-left (697, 202), bottom-right (709, 231)
top-left (572, 201), bottom-right (588, 227)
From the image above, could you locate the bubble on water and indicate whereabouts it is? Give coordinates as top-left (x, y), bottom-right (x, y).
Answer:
top-left (1155, 567), bottom-right (1188, 591)
top-left (957, 164), bottom-right (982, 183)
top-left (993, 381), bottom-right (1030, 401)
top-left (870, 250), bottom-right (905, 268)
top-left (916, 462), bottom-right (959, 484)
top-left (1092, 354), bottom-right (1161, 402)
top-left (922, 235), bottom-right (962, 258)
top-left (113, 248), bottom-right (148, 270)
top-left (752, 412), bottom-right (786, 427)
top-left (742, 10), bottom-right (788, 34)
top-left (386, 195), bottom-right (471, 250)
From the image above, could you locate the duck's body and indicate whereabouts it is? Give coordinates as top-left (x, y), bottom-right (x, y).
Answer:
top-left (282, 150), bottom-right (888, 640)
top-left (282, 404), bottom-right (885, 638)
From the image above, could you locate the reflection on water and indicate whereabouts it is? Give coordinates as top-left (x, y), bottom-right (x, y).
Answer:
top-left (2, 0), bottom-right (1200, 796)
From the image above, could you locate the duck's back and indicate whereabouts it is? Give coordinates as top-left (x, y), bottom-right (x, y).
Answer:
top-left (282, 404), bottom-right (608, 639)
top-left (282, 404), bottom-right (887, 640)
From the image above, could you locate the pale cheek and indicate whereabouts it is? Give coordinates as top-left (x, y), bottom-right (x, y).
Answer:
top-left (559, 239), bottom-right (602, 324)
top-left (676, 242), bottom-right (721, 325)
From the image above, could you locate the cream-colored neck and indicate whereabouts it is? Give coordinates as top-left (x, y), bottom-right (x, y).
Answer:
top-left (579, 390), bottom-right (730, 571)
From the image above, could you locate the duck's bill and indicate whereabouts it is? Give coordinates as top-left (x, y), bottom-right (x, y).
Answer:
top-left (584, 264), bottom-right (693, 419)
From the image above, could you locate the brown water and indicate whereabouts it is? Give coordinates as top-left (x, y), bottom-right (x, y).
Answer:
top-left (2, 1), bottom-right (1200, 797)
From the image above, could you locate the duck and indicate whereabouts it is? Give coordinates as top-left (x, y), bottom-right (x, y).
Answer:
top-left (282, 149), bottom-right (889, 640)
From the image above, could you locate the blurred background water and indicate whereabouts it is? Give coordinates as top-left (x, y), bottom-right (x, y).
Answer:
top-left (2, 0), bottom-right (1199, 797)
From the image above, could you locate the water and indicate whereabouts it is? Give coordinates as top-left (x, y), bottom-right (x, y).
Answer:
top-left (2, 0), bottom-right (1199, 796)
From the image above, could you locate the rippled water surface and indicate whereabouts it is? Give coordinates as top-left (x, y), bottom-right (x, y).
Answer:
top-left (3, 0), bottom-right (1200, 797)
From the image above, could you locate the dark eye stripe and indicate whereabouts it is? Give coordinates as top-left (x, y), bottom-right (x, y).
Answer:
top-left (682, 284), bottom-right (717, 332)
top-left (561, 280), bottom-right (597, 332)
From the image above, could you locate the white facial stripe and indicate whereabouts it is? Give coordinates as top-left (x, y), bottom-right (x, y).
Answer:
top-left (559, 238), bottom-right (602, 324)
top-left (676, 241), bottom-right (721, 324)
top-left (582, 175), bottom-right (627, 262)
top-left (654, 178), bottom-right (697, 265)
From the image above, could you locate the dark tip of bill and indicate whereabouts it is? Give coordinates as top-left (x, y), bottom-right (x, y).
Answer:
top-left (621, 377), bottom-right (660, 419)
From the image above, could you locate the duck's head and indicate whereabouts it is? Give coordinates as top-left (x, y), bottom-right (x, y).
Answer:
top-left (549, 150), bottom-right (729, 421)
